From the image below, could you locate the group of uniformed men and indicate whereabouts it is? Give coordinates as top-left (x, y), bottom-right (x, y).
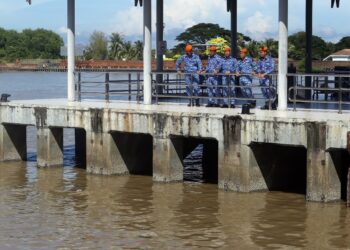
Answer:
top-left (175, 44), bottom-right (276, 110)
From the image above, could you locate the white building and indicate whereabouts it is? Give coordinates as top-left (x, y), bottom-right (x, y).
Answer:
top-left (323, 49), bottom-right (350, 62)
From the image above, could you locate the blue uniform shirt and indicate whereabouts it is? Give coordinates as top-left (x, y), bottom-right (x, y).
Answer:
top-left (236, 56), bottom-right (257, 75)
top-left (256, 55), bottom-right (275, 74)
top-left (176, 53), bottom-right (202, 73)
top-left (206, 54), bottom-right (222, 74)
top-left (221, 56), bottom-right (237, 73)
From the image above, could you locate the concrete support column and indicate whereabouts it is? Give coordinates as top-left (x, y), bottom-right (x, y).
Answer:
top-left (143, 0), bottom-right (152, 105)
top-left (0, 124), bottom-right (27, 161)
top-left (278, 0), bottom-right (288, 110)
top-left (218, 117), bottom-right (267, 192)
top-left (153, 137), bottom-right (183, 182)
top-left (156, 0), bottom-right (164, 94)
top-left (306, 122), bottom-right (341, 202)
top-left (37, 127), bottom-right (63, 167)
top-left (230, 0), bottom-right (238, 57)
top-left (67, 0), bottom-right (76, 102)
top-left (86, 131), bottom-right (129, 175)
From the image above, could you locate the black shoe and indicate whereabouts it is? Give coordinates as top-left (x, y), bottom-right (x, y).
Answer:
top-left (221, 104), bottom-right (229, 108)
top-left (206, 103), bottom-right (213, 107)
top-left (214, 103), bottom-right (220, 107)
top-left (195, 99), bottom-right (200, 107)
top-left (261, 102), bottom-right (277, 110)
top-left (187, 101), bottom-right (192, 107)
top-left (229, 104), bottom-right (236, 108)
top-left (249, 101), bottom-right (256, 109)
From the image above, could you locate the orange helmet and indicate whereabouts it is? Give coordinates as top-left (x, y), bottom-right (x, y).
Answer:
top-left (224, 47), bottom-right (231, 52)
top-left (240, 48), bottom-right (248, 53)
top-left (185, 44), bottom-right (193, 52)
top-left (209, 45), bottom-right (217, 51)
top-left (259, 46), bottom-right (268, 52)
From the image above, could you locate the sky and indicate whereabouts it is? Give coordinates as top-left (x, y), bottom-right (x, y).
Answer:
top-left (0, 0), bottom-right (349, 47)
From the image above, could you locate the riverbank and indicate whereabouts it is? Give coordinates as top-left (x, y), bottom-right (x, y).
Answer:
top-left (1, 59), bottom-right (348, 72)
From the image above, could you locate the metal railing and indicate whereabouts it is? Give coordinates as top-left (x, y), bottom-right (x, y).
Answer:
top-left (76, 72), bottom-right (143, 102)
top-left (287, 73), bottom-right (350, 113)
top-left (152, 72), bottom-right (278, 110)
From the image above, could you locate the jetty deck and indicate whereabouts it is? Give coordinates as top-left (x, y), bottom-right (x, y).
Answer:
top-left (1, 99), bottom-right (349, 202)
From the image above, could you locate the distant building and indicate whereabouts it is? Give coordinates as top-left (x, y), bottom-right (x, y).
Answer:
top-left (323, 49), bottom-right (350, 62)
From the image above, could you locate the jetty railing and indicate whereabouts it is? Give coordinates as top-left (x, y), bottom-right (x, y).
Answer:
top-left (287, 73), bottom-right (350, 113)
top-left (75, 71), bottom-right (350, 113)
top-left (152, 72), bottom-right (278, 110)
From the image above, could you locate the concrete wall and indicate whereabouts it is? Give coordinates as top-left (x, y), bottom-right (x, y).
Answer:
top-left (1, 102), bottom-right (350, 202)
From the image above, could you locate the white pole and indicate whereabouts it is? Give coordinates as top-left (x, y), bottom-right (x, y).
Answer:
top-left (67, 0), bottom-right (76, 102)
top-left (278, 0), bottom-right (288, 110)
top-left (143, 0), bottom-right (152, 105)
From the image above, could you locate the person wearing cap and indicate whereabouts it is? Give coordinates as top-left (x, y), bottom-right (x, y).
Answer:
top-left (236, 48), bottom-right (257, 108)
top-left (220, 47), bottom-right (237, 108)
top-left (176, 44), bottom-right (203, 107)
top-left (204, 45), bottom-right (222, 107)
top-left (256, 46), bottom-right (276, 110)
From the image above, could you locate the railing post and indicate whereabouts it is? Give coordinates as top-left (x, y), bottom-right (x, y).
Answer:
top-left (339, 77), bottom-right (343, 114)
top-left (137, 73), bottom-right (141, 104)
top-left (278, 0), bottom-right (288, 110)
top-left (78, 72), bottom-right (81, 101)
top-left (128, 73), bottom-right (131, 101)
top-left (105, 72), bottom-right (110, 102)
top-left (293, 75), bottom-right (297, 111)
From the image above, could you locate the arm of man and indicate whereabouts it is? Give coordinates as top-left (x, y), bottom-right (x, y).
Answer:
top-left (176, 55), bottom-right (184, 72)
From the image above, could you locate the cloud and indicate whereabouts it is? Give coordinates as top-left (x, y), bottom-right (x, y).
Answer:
top-left (243, 11), bottom-right (275, 40)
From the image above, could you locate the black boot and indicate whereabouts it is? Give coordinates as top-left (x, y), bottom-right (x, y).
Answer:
top-left (195, 99), bottom-right (200, 107)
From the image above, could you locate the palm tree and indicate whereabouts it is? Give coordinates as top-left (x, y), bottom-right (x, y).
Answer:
top-left (133, 40), bottom-right (143, 60)
top-left (121, 41), bottom-right (135, 60)
top-left (109, 32), bottom-right (125, 60)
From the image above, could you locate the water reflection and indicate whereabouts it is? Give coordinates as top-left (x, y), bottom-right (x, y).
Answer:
top-left (0, 161), bottom-right (350, 249)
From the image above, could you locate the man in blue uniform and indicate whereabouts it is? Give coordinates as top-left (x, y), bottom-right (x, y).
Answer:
top-left (257, 46), bottom-right (276, 110)
top-left (220, 47), bottom-right (237, 108)
top-left (176, 44), bottom-right (202, 107)
top-left (205, 45), bottom-right (222, 107)
top-left (236, 48), bottom-right (257, 108)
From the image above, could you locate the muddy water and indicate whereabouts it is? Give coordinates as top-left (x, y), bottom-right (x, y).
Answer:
top-left (1, 160), bottom-right (350, 249)
top-left (1, 72), bottom-right (350, 249)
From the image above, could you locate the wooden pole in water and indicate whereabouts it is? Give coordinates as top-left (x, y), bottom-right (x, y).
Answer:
top-left (347, 132), bottom-right (350, 207)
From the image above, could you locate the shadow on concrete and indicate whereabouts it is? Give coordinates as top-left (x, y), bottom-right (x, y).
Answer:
top-left (250, 143), bottom-right (307, 194)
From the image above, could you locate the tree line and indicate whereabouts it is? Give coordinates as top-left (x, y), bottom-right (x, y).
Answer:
top-left (170, 23), bottom-right (350, 61)
top-left (0, 28), bottom-right (63, 62)
top-left (84, 31), bottom-right (143, 61)
top-left (1, 24), bottom-right (349, 63)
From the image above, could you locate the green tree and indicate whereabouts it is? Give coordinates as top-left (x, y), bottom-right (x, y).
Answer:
top-left (172, 23), bottom-right (251, 54)
top-left (288, 32), bottom-right (333, 60)
top-left (85, 31), bottom-right (108, 60)
top-left (335, 37), bottom-right (350, 51)
top-left (133, 40), bottom-right (143, 60)
top-left (109, 32), bottom-right (125, 60)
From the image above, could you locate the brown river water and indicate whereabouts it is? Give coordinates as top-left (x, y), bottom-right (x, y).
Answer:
top-left (0, 72), bottom-right (350, 249)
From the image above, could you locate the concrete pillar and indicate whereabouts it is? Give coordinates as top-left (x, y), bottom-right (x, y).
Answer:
top-left (218, 117), bottom-right (268, 192)
top-left (153, 137), bottom-right (183, 182)
top-left (306, 122), bottom-right (341, 202)
top-left (305, 0), bottom-right (313, 100)
top-left (143, 0), bottom-right (152, 105)
top-left (156, 0), bottom-right (164, 94)
top-left (67, 0), bottom-right (76, 102)
top-left (36, 127), bottom-right (63, 167)
top-left (230, 0), bottom-right (238, 57)
top-left (86, 131), bottom-right (129, 175)
top-left (0, 124), bottom-right (27, 161)
top-left (278, 0), bottom-right (288, 110)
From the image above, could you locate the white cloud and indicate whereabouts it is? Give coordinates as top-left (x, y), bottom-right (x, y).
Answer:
top-left (243, 11), bottom-right (275, 40)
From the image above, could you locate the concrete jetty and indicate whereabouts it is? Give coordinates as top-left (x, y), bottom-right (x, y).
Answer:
top-left (1, 99), bottom-right (349, 202)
